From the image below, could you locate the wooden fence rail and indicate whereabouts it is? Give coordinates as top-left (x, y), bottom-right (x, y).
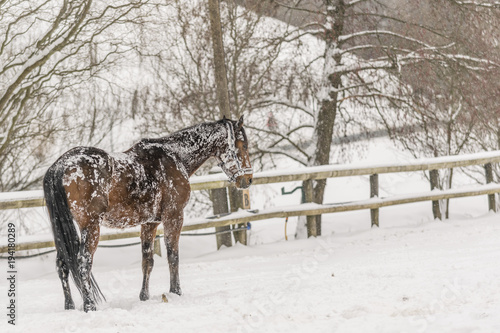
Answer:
top-left (1, 150), bottom-right (500, 253)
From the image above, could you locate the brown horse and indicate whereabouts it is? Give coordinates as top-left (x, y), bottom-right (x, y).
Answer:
top-left (43, 116), bottom-right (252, 312)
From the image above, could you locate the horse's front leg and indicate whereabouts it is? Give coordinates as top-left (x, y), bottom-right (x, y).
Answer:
top-left (79, 223), bottom-right (100, 312)
top-left (163, 211), bottom-right (183, 295)
top-left (139, 223), bottom-right (159, 301)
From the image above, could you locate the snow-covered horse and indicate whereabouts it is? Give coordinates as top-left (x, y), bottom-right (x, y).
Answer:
top-left (43, 116), bottom-right (253, 312)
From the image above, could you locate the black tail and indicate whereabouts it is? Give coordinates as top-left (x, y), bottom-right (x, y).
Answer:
top-left (43, 164), bottom-right (105, 305)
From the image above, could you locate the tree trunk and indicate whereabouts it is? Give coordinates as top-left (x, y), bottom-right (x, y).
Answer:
top-left (303, 0), bottom-right (345, 237)
top-left (208, 0), bottom-right (231, 118)
top-left (208, 0), bottom-right (242, 248)
top-left (430, 169), bottom-right (442, 220)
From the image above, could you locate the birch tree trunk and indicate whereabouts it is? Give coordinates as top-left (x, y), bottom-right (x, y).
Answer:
top-left (303, 0), bottom-right (345, 238)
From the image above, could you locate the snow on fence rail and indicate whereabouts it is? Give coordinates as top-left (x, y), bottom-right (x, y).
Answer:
top-left (2, 150), bottom-right (500, 253)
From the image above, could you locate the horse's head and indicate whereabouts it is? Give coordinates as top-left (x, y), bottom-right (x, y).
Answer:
top-left (217, 115), bottom-right (253, 189)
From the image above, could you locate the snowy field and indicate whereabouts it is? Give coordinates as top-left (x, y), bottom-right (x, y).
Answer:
top-left (2, 140), bottom-right (500, 332)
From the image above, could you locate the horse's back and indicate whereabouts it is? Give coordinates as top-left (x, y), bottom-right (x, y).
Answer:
top-left (49, 144), bottom-right (191, 228)
top-left (52, 146), bottom-right (111, 170)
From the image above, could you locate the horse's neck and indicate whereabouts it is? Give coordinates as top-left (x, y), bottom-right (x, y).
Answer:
top-left (163, 122), bottom-right (226, 176)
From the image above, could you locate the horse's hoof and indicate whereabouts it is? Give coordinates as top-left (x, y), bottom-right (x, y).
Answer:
top-left (169, 287), bottom-right (182, 296)
top-left (139, 290), bottom-right (149, 301)
top-left (65, 300), bottom-right (75, 310)
top-left (83, 302), bottom-right (96, 312)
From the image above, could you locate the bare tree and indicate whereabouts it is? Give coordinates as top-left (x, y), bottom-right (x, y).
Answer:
top-left (375, 1), bottom-right (500, 217)
top-left (132, 1), bottom-right (309, 136)
top-left (249, 0), bottom-right (500, 234)
top-left (0, 0), bottom-right (152, 190)
top-left (123, 1), bottom-right (320, 224)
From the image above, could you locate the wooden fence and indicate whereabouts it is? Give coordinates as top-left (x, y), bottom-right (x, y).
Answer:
top-left (1, 150), bottom-right (500, 253)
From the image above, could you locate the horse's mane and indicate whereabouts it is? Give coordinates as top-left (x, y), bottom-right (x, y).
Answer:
top-left (139, 119), bottom-right (237, 145)
top-left (136, 119), bottom-right (247, 151)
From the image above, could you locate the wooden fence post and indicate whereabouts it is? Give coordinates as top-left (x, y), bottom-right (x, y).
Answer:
top-left (210, 169), bottom-right (232, 250)
top-left (370, 174), bottom-right (379, 227)
top-left (429, 169), bottom-right (442, 220)
top-left (229, 187), bottom-right (250, 245)
top-left (485, 163), bottom-right (497, 212)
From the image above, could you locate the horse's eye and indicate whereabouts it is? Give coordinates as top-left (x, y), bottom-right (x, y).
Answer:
top-left (243, 144), bottom-right (248, 150)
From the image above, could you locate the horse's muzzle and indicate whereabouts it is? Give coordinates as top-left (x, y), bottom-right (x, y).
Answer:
top-left (236, 175), bottom-right (253, 189)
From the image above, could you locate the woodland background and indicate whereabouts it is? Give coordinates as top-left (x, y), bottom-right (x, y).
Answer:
top-left (1, 0), bottom-right (500, 223)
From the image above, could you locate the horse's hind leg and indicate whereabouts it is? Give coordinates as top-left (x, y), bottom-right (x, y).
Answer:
top-left (56, 253), bottom-right (75, 310)
top-left (163, 213), bottom-right (183, 296)
top-left (139, 223), bottom-right (159, 301)
top-left (78, 224), bottom-right (100, 312)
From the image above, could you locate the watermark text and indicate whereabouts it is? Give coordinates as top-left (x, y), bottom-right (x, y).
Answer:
top-left (6, 222), bottom-right (17, 325)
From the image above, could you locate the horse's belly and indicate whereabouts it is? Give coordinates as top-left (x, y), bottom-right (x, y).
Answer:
top-left (101, 206), bottom-right (159, 228)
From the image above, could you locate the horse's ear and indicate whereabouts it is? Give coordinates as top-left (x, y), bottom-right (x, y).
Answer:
top-left (222, 115), bottom-right (227, 121)
top-left (237, 115), bottom-right (244, 129)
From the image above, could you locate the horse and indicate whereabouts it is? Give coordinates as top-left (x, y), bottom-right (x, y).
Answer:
top-left (43, 116), bottom-right (253, 312)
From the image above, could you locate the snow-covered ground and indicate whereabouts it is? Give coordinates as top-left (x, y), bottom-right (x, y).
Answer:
top-left (4, 209), bottom-right (500, 333)
top-left (2, 139), bottom-right (500, 332)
